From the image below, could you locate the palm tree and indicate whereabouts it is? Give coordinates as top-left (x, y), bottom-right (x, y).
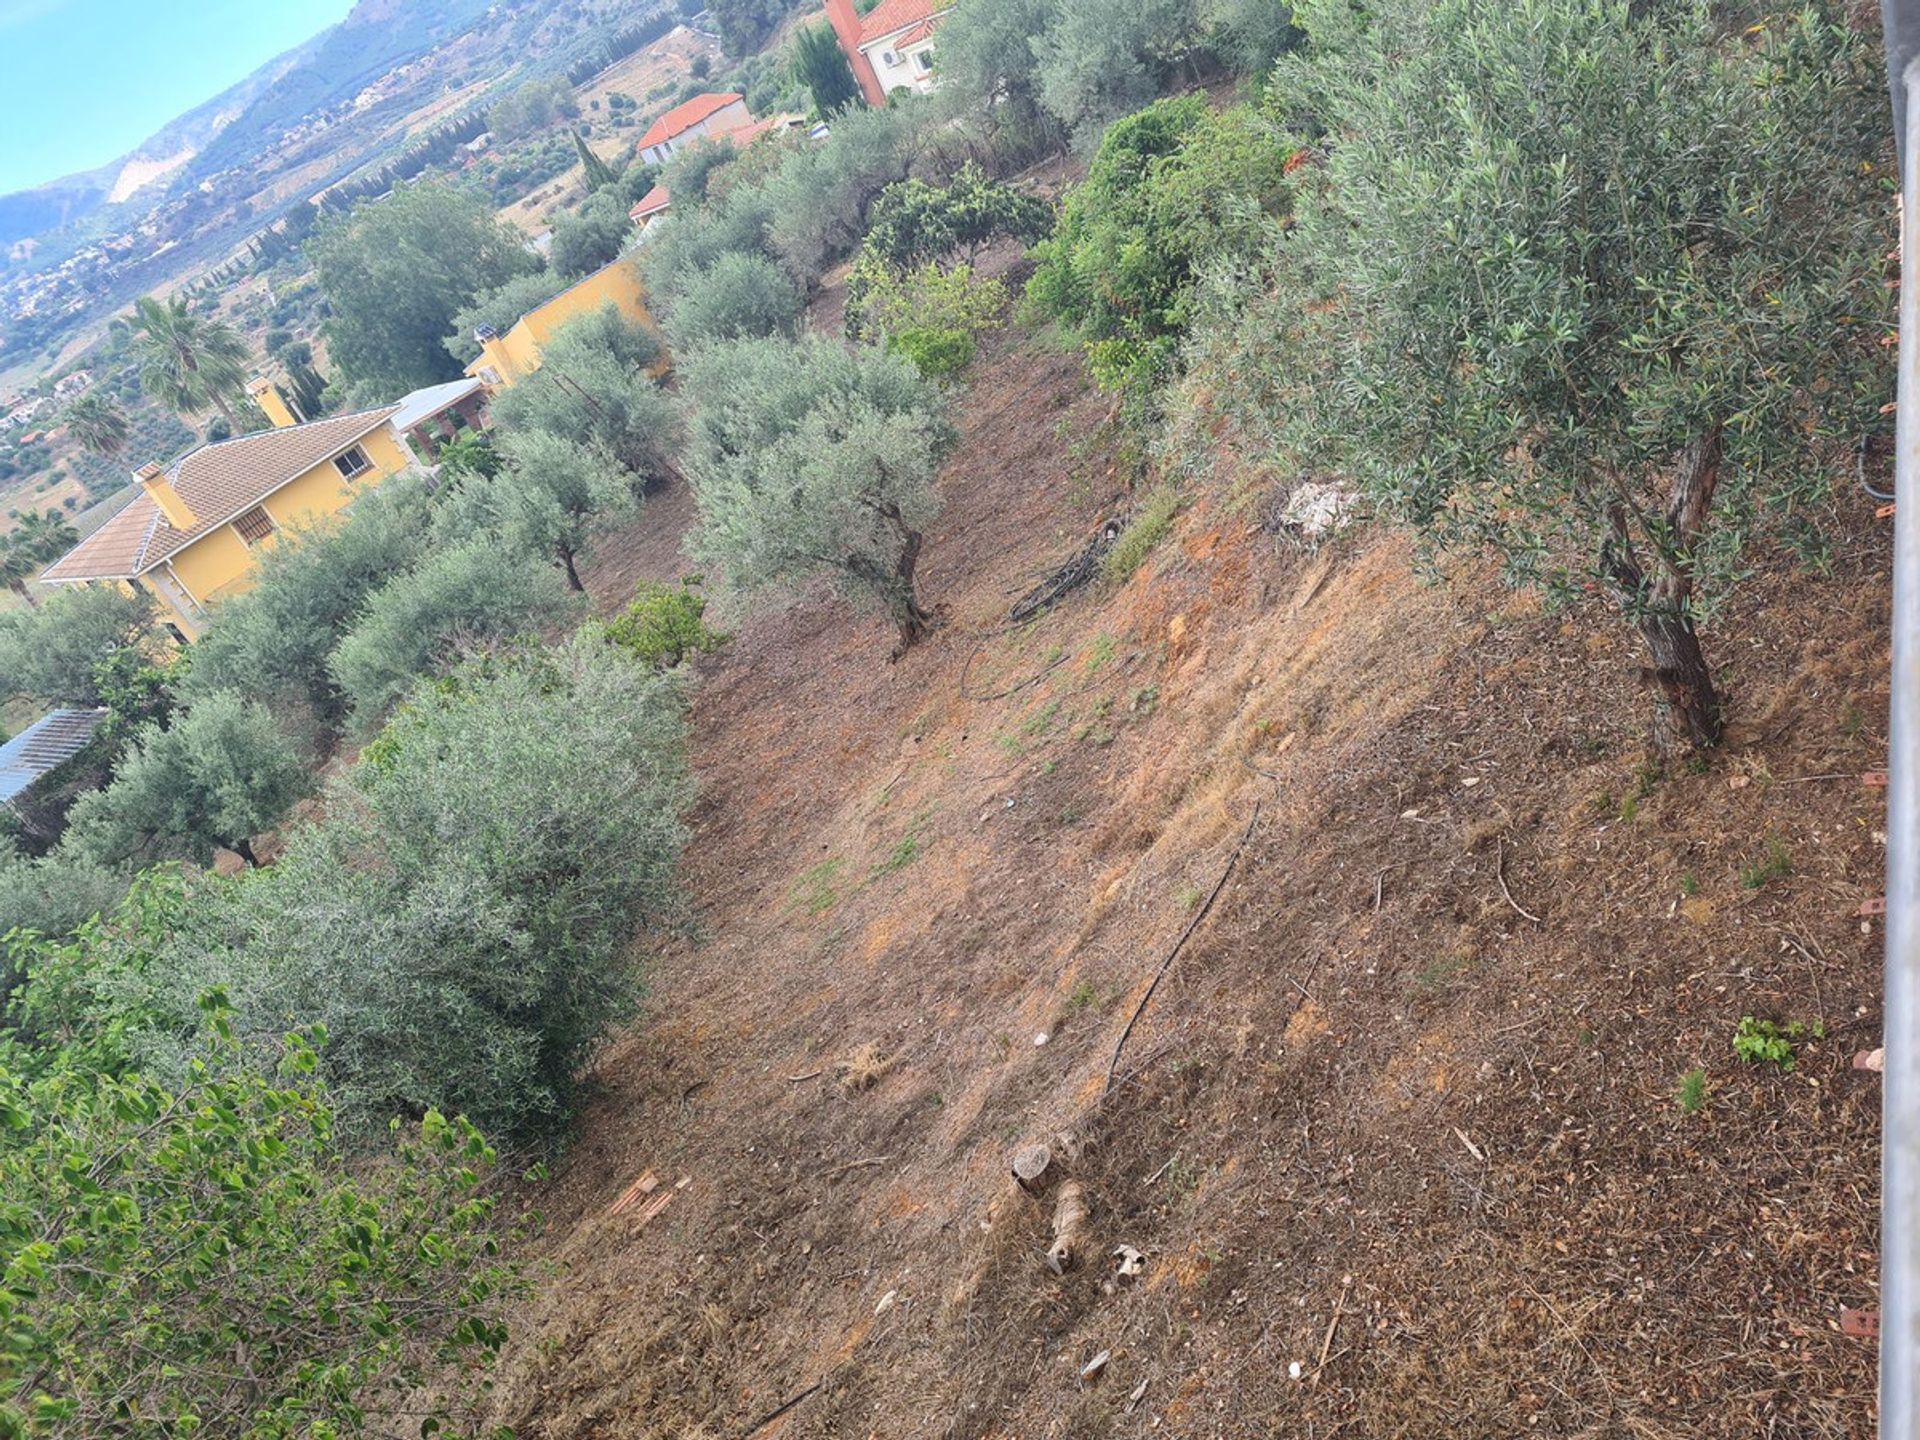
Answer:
top-left (63, 392), bottom-right (131, 458)
top-left (131, 294), bottom-right (250, 434)
top-left (0, 536), bottom-right (42, 609)
top-left (14, 510), bottom-right (77, 560)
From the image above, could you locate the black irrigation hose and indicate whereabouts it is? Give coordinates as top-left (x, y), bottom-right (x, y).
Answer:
top-left (1862, 430), bottom-right (1897, 503)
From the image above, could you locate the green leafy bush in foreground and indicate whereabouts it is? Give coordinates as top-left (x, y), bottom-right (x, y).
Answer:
top-left (0, 998), bottom-right (523, 1439)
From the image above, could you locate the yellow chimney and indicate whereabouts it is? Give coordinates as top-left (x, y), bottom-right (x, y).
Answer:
top-left (472, 324), bottom-right (519, 390)
top-left (246, 376), bottom-right (301, 429)
top-left (136, 461), bottom-right (197, 530)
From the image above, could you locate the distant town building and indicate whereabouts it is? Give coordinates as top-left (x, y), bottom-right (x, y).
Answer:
top-left (629, 183), bottom-right (674, 230)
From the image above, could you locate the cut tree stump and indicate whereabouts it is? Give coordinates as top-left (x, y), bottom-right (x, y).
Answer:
top-left (1012, 1143), bottom-right (1061, 1196)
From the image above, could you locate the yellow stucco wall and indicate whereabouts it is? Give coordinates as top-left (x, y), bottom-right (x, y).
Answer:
top-left (156, 423), bottom-right (412, 626)
top-left (467, 257), bottom-right (662, 389)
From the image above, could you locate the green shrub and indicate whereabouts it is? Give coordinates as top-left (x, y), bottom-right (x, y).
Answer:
top-left (0, 992), bottom-right (524, 1437)
top-left (846, 258), bottom-right (1007, 344)
top-left (1025, 99), bottom-right (1291, 402)
top-left (859, 162), bottom-right (1053, 272)
top-left (604, 579), bottom-right (729, 667)
top-left (1733, 1016), bottom-right (1823, 1072)
top-left (888, 326), bottom-right (976, 379)
top-left (1100, 483), bottom-right (1182, 582)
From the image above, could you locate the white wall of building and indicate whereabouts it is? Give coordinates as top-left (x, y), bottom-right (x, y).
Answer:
top-left (862, 31), bottom-right (939, 96)
top-left (639, 98), bottom-right (754, 165)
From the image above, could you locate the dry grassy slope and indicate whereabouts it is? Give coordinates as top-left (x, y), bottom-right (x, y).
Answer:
top-left (519, 325), bottom-right (1891, 1440)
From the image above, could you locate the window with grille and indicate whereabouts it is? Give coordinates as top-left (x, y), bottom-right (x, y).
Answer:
top-left (232, 505), bottom-right (275, 545)
top-left (333, 445), bottom-right (372, 479)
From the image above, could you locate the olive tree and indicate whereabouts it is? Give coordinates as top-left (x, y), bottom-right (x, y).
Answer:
top-left (659, 250), bottom-right (803, 352)
top-left (159, 636), bottom-right (690, 1142)
top-left (330, 539), bottom-right (581, 727)
top-left (488, 429), bottom-right (639, 592)
top-left (932, 0), bottom-right (1066, 157)
top-left (1033, 0), bottom-right (1207, 152)
top-left (0, 585), bottom-right (160, 711)
top-left (179, 476), bottom-right (437, 733)
top-left (684, 336), bottom-right (955, 650)
top-left (487, 305), bottom-right (680, 486)
top-left (62, 691), bottom-right (309, 868)
top-left (1263, 0), bottom-right (1892, 748)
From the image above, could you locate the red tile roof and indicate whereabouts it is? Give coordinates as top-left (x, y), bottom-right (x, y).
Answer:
top-left (629, 183), bottom-right (673, 221)
top-left (889, 16), bottom-right (938, 47)
top-left (859, 0), bottom-right (949, 44)
top-left (41, 406), bottom-right (400, 583)
top-left (637, 92), bottom-right (745, 151)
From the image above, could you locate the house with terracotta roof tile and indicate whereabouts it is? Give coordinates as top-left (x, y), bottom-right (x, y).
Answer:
top-left (636, 91), bottom-right (753, 166)
top-left (39, 385), bottom-right (416, 640)
top-left (825, 0), bottom-right (953, 107)
top-left (629, 182), bottom-right (675, 230)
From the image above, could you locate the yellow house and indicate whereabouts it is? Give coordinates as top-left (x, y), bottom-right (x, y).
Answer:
top-left (464, 254), bottom-right (661, 391)
top-left (39, 389), bottom-right (413, 639)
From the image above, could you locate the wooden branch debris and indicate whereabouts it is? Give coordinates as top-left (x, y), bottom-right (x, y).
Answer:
top-left (1104, 803), bottom-right (1263, 1094)
top-left (606, 1169), bottom-right (689, 1236)
top-left (1009, 517), bottom-right (1125, 624)
top-left (606, 1169), bottom-right (659, 1218)
top-left (737, 1379), bottom-right (826, 1439)
top-left (1495, 838), bottom-right (1543, 925)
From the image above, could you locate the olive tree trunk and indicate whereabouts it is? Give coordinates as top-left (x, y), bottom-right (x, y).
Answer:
top-left (1600, 429), bottom-right (1725, 753)
top-left (890, 520), bottom-right (931, 651)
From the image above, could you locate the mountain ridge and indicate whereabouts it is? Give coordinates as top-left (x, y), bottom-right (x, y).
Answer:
top-left (0, 0), bottom-right (492, 249)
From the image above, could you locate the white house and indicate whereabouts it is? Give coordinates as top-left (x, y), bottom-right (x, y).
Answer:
top-left (825, 0), bottom-right (952, 107)
top-left (635, 91), bottom-right (754, 167)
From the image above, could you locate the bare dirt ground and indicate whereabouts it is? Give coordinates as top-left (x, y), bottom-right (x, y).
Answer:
top-left (533, 316), bottom-right (1891, 1439)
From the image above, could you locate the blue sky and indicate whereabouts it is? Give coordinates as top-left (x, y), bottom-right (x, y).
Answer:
top-left (0, 0), bottom-right (354, 194)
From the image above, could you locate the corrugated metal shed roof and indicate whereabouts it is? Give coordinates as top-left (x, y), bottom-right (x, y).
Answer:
top-left (0, 708), bottom-right (108, 804)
